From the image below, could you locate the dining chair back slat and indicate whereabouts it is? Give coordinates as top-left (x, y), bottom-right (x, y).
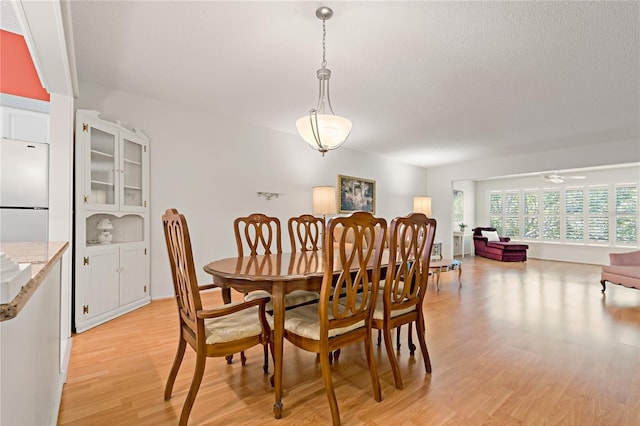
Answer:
top-left (234, 213), bottom-right (282, 257)
top-left (288, 214), bottom-right (325, 252)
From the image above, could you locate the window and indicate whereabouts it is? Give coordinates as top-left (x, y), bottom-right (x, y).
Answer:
top-left (588, 187), bottom-right (608, 242)
top-left (542, 190), bottom-right (560, 240)
top-left (523, 191), bottom-right (539, 239)
top-left (486, 182), bottom-right (638, 247)
top-left (489, 192), bottom-right (503, 234)
top-left (503, 192), bottom-right (520, 237)
top-left (564, 189), bottom-right (584, 241)
top-left (616, 185), bottom-right (638, 243)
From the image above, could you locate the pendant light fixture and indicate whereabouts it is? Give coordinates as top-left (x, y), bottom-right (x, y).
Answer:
top-left (296, 6), bottom-right (352, 156)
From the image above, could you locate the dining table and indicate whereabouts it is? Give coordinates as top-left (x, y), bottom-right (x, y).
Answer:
top-left (203, 248), bottom-right (388, 419)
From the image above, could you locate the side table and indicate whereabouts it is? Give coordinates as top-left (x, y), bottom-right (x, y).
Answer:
top-left (453, 231), bottom-right (473, 258)
top-left (429, 258), bottom-right (462, 292)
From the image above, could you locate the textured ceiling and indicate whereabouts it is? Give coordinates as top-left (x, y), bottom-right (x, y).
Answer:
top-left (69, 1), bottom-right (639, 168)
top-left (1, 1), bottom-right (21, 34)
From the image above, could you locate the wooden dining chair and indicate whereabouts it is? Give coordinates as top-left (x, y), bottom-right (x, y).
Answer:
top-left (288, 214), bottom-right (325, 252)
top-left (236, 213), bottom-right (318, 373)
top-left (234, 213), bottom-right (283, 257)
top-left (237, 213), bottom-right (319, 308)
top-left (162, 209), bottom-right (271, 426)
top-left (278, 211), bottom-right (387, 426)
top-left (372, 212), bottom-right (437, 389)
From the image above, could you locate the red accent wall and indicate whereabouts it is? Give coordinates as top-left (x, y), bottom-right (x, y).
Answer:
top-left (0, 29), bottom-right (50, 101)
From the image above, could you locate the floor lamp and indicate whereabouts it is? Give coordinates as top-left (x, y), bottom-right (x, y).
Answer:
top-left (413, 196), bottom-right (441, 259)
top-left (413, 196), bottom-right (432, 217)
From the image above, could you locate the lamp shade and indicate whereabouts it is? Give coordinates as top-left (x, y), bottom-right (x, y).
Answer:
top-left (296, 114), bottom-right (352, 153)
top-left (313, 186), bottom-right (337, 215)
top-left (413, 196), bottom-right (432, 217)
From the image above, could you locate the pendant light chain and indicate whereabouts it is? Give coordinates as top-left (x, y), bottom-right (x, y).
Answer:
top-left (321, 18), bottom-right (327, 68)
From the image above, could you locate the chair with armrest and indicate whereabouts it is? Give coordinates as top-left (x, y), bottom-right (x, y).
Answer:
top-left (472, 227), bottom-right (528, 262)
top-left (600, 250), bottom-right (640, 293)
top-left (372, 213), bottom-right (436, 389)
top-left (278, 211), bottom-right (386, 426)
top-left (162, 208), bottom-right (271, 426)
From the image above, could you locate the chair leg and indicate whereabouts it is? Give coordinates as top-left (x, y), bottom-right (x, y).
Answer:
top-left (365, 331), bottom-right (383, 401)
top-left (600, 280), bottom-right (606, 293)
top-left (164, 336), bottom-right (187, 400)
top-left (396, 326), bottom-right (401, 350)
top-left (383, 327), bottom-right (403, 390)
top-left (263, 344), bottom-right (269, 374)
top-left (179, 350), bottom-right (207, 426)
top-left (408, 322), bottom-right (416, 356)
top-left (319, 351), bottom-right (341, 426)
top-left (377, 329), bottom-right (381, 346)
top-left (415, 317), bottom-right (432, 374)
top-left (269, 339), bottom-right (275, 387)
top-left (240, 351), bottom-right (247, 366)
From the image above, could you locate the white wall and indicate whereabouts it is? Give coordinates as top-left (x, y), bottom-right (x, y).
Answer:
top-left (48, 93), bottom-right (74, 372)
top-left (75, 80), bottom-right (429, 299)
top-left (427, 140), bottom-right (640, 260)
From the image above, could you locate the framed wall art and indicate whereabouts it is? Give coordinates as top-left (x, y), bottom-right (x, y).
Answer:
top-left (337, 174), bottom-right (376, 213)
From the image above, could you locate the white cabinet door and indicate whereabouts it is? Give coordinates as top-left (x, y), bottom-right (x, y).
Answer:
top-left (119, 129), bottom-right (148, 213)
top-left (76, 113), bottom-right (120, 211)
top-left (83, 246), bottom-right (119, 320)
top-left (0, 106), bottom-right (49, 143)
top-left (119, 243), bottom-right (148, 305)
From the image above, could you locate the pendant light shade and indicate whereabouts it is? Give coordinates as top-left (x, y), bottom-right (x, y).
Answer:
top-left (296, 114), bottom-right (352, 153)
top-left (297, 7), bottom-right (351, 156)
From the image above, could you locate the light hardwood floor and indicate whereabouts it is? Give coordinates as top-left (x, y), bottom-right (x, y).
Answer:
top-left (58, 257), bottom-right (640, 425)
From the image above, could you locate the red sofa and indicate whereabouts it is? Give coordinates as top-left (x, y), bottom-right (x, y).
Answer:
top-left (472, 227), bottom-right (528, 262)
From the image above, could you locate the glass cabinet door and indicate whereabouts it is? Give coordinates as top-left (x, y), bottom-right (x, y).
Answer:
top-left (89, 126), bottom-right (118, 209)
top-left (122, 137), bottom-right (143, 208)
top-left (119, 132), bottom-right (148, 212)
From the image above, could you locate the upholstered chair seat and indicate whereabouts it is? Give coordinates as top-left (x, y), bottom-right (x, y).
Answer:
top-left (203, 302), bottom-right (266, 344)
top-left (245, 289), bottom-right (320, 311)
top-left (268, 303), bottom-right (366, 340)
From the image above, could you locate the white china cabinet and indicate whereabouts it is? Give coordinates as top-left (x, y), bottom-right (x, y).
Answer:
top-left (74, 110), bottom-right (150, 332)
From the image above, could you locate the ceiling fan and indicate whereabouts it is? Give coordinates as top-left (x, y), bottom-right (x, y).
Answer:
top-left (541, 173), bottom-right (586, 184)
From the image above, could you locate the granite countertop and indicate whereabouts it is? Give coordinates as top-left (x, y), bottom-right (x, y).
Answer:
top-left (0, 241), bottom-right (69, 321)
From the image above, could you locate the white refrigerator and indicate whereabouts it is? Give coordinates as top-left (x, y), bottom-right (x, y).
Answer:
top-left (0, 139), bottom-right (49, 242)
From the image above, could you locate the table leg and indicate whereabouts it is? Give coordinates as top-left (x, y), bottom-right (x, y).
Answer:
top-left (271, 282), bottom-right (285, 418)
top-left (221, 287), bottom-right (232, 304)
top-left (221, 287), bottom-right (234, 363)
